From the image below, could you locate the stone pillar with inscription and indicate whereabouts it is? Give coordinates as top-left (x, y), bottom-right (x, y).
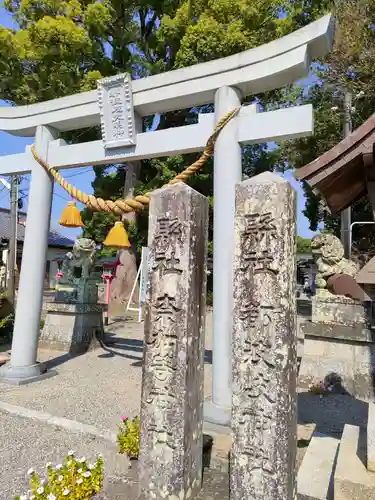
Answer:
top-left (231, 172), bottom-right (297, 500)
top-left (139, 182), bottom-right (208, 500)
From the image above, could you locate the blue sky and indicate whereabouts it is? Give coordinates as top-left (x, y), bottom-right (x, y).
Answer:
top-left (0, 7), bottom-right (316, 240)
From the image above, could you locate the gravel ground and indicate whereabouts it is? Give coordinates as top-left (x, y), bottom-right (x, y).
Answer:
top-left (0, 311), bottom-right (367, 498)
top-left (0, 410), bottom-right (129, 500)
top-left (0, 314), bottom-right (214, 433)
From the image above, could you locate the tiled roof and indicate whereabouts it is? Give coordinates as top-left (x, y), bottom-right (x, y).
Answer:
top-left (0, 208), bottom-right (74, 248)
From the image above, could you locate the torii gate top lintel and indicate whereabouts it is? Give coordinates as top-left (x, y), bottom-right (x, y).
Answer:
top-left (0, 14), bottom-right (334, 138)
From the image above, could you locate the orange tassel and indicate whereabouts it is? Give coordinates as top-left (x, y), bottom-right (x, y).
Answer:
top-left (58, 202), bottom-right (83, 228)
top-left (103, 221), bottom-right (131, 248)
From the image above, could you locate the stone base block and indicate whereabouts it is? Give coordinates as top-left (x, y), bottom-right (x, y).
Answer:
top-left (40, 302), bottom-right (104, 355)
top-left (0, 369), bottom-right (58, 385)
top-left (0, 361), bottom-right (58, 385)
top-left (298, 322), bottom-right (375, 400)
top-left (297, 432), bottom-right (338, 500)
top-left (334, 424), bottom-right (375, 500)
top-left (312, 293), bottom-right (370, 328)
top-left (204, 400), bottom-right (231, 427)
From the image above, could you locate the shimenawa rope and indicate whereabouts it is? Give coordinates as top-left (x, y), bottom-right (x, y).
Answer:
top-left (30, 106), bottom-right (241, 216)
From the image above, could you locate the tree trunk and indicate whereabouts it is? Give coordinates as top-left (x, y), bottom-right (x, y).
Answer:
top-left (109, 161), bottom-right (141, 317)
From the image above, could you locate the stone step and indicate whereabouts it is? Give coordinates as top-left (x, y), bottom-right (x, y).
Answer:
top-left (367, 403), bottom-right (375, 472)
top-left (297, 298), bottom-right (312, 318)
top-left (334, 424), bottom-right (375, 500)
top-left (297, 431), bottom-right (339, 500)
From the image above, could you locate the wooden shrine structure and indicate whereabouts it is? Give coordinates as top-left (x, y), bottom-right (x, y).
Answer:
top-left (296, 113), bottom-right (375, 219)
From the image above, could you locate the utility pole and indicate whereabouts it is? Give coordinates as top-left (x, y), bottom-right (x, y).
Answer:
top-left (341, 90), bottom-right (352, 258)
top-left (7, 176), bottom-right (18, 303)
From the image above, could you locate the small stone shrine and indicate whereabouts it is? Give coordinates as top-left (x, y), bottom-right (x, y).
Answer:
top-left (139, 183), bottom-right (208, 500)
top-left (231, 172), bottom-right (297, 500)
top-left (299, 233), bottom-right (375, 399)
top-left (40, 238), bottom-right (104, 355)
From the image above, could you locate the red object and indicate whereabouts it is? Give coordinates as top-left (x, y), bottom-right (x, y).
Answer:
top-left (101, 260), bottom-right (122, 325)
top-left (102, 259), bottom-right (121, 270)
top-left (56, 271), bottom-right (63, 279)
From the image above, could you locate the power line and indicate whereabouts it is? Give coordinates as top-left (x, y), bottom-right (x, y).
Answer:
top-left (65, 168), bottom-right (93, 179)
top-left (53, 191), bottom-right (70, 202)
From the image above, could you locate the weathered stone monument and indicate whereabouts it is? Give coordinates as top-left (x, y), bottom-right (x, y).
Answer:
top-left (231, 172), bottom-right (297, 500)
top-left (40, 238), bottom-right (104, 355)
top-left (139, 183), bottom-right (208, 500)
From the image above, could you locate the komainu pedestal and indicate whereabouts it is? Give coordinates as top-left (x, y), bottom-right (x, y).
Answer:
top-left (139, 183), bottom-right (208, 500)
top-left (231, 172), bottom-right (297, 500)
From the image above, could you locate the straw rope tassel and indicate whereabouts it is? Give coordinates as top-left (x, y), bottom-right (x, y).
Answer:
top-left (30, 106), bottom-right (241, 216)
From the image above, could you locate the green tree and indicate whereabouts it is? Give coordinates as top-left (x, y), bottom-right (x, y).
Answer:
top-left (279, 0), bottom-right (375, 254)
top-left (0, 0), bottom-right (332, 305)
top-left (296, 236), bottom-right (312, 254)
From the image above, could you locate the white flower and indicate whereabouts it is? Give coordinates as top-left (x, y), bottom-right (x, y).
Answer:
top-left (40, 479), bottom-right (46, 486)
top-left (46, 462), bottom-right (52, 468)
top-left (356, 90), bottom-right (365, 98)
top-left (67, 450), bottom-right (75, 456)
top-left (27, 468), bottom-right (34, 476)
top-left (62, 489), bottom-right (70, 496)
top-left (19, 496), bottom-right (27, 500)
top-left (83, 471), bottom-right (91, 478)
top-left (76, 478), bottom-right (83, 484)
top-left (331, 106), bottom-right (338, 111)
top-left (55, 464), bottom-right (63, 470)
top-left (78, 456), bottom-right (86, 463)
top-left (351, 106), bottom-right (356, 112)
top-left (97, 453), bottom-right (103, 458)
top-left (47, 495), bottom-right (56, 500)
top-left (37, 487), bottom-right (44, 494)
top-left (58, 475), bottom-right (63, 482)
top-left (88, 463), bottom-right (94, 470)
top-left (77, 468), bottom-right (83, 473)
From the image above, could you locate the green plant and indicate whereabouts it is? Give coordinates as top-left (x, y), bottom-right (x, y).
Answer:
top-left (0, 313), bottom-right (13, 329)
top-left (0, 312), bottom-right (14, 342)
top-left (15, 452), bottom-right (104, 500)
top-left (117, 416), bottom-right (140, 459)
top-left (308, 381), bottom-right (332, 397)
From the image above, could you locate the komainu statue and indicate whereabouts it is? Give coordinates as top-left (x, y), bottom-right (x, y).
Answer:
top-left (311, 233), bottom-right (358, 289)
top-left (60, 238), bottom-right (97, 283)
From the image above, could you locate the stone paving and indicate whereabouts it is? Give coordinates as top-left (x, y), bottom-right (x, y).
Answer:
top-left (0, 311), bottom-right (369, 499)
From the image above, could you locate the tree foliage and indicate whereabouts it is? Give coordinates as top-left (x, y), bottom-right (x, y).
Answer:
top-left (0, 0), bottom-right (334, 260)
top-left (278, 0), bottom-right (375, 252)
top-left (297, 236), bottom-right (312, 254)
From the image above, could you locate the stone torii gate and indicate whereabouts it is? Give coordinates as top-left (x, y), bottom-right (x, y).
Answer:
top-left (0, 14), bottom-right (333, 426)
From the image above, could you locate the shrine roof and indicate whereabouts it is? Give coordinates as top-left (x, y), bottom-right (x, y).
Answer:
top-left (0, 208), bottom-right (74, 248)
top-left (295, 113), bottom-right (375, 214)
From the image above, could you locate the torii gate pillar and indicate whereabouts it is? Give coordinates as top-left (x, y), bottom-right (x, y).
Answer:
top-left (205, 86), bottom-right (242, 425)
top-left (0, 125), bottom-right (57, 383)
